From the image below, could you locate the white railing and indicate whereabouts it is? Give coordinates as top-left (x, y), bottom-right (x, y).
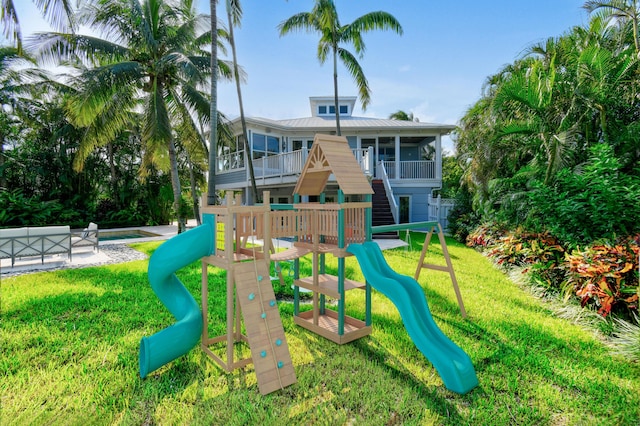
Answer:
top-left (252, 149), bottom-right (309, 179)
top-left (428, 193), bottom-right (455, 232)
top-left (376, 161), bottom-right (398, 224)
top-left (353, 146), bottom-right (374, 175)
top-left (381, 160), bottom-right (436, 179)
top-left (218, 147), bottom-right (374, 181)
top-left (217, 150), bottom-right (245, 172)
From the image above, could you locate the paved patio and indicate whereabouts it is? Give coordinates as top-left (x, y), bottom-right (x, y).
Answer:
top-left (1, 220), bottom-right (408, 277)
top-left (0, 220), bottom-right (197, 277)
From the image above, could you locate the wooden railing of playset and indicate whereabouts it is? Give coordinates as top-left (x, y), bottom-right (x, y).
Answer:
top-left (202, 194), bottom-right (370, 262)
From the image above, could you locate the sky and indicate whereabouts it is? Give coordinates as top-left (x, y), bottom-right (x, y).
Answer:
top-left (12, 0), bottom-right (590, 152)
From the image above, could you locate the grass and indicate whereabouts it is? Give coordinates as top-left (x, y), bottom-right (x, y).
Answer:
top-left (2, 234), bottom-right (639, 425)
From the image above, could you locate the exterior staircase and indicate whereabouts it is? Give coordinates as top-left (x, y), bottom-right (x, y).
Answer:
top-left (371, 180), bottom-right (398, 239)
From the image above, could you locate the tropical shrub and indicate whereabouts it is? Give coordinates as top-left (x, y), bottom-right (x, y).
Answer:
top-left (467, 223), bottom-right (639, 322)
top-left (565, 236), bottom-right (639, 318)
top-left (487, 230), bottom-right (567, 292)
top-left (527, 145), bottom-right (640, 247)
top-left (447, 186), bottom-right (480, 242)
top-left (0, 189), bottom-right (68, 227)
top-left (465, 223), bottom-right (506, 248)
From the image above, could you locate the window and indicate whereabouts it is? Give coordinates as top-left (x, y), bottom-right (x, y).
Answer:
top-left (293, 140), bottom-right (313, 150)
top-left (421, 137), bottom-right (436, 160)
top-left (399, 196), bottom-right (410, 223)
top-left (379, 147), bottom-right (395, 162)
top-left (252, 133), bottom-right (280, 159)
top-left (317, 103), bottom-right (350, 116)
top-left (217, 134), bottom-right (244, 172)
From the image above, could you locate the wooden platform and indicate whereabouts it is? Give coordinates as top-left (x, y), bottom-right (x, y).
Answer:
top-left (233, 261), bottom-right (297, 395)
top-left (294, 309), bottom-right (371, 344)
top-left (295, 274), bottom-right (365, 299)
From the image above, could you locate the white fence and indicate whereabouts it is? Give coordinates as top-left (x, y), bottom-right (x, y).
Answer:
top-left (428, 194), bottom-right (455, 232)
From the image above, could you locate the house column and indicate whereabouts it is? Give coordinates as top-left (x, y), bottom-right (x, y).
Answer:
top-left (394, 135), bottom-right (400, 180)
top-left (435, 133), bottom-right (442, 180)
top-left (375, 137), bottom-right (379, 178)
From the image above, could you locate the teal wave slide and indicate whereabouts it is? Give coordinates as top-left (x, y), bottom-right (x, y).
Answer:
top-left (347, 242), bottom-right (478, 394)
top-left (139, 223), bottom-right (214, 378)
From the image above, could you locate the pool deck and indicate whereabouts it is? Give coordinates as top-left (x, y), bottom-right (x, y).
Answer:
top-left (1, 220), bottom-right (407, 276)
top-left (0, 220), bottom-right (198, 276)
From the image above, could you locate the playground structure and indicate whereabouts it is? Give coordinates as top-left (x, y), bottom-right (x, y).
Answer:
top-left (139, 134), bottom-right (478, 395)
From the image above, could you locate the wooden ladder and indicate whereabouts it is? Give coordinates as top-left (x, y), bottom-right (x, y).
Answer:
top-left (233, 261), bottom-right (297, 395)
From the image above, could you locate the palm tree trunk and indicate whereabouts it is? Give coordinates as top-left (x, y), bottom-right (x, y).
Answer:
top-left (332, 45), bottom-right (341, 136)
top-left (187, 154), bottom-right (201, 226)
top-left (0, 132), bottom-right (6, 190)
top-left (107, 142), bottom-right (119, 208)
top-left (207, 0), bottom-right (218, 205)
top-left (226, 1), bottom-right (259, 204)
top-left (168, 137), bottom-right (185, 233)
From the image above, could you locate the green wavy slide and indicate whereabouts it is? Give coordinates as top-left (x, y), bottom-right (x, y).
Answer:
top-left (347, 241), bottom-right (478, 394)
top-left (139, 223), bottom-right (214, 378)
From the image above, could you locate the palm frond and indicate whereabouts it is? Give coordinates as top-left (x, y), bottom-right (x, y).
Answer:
top-left (1, 0), bottom-right (22, 51)
top-left (170, 86), bottom-right (208, 160)
top-left (278, 12), bottom-right (317, 36)
top-left (337, 47), bottom-right (370, 109)
top-left (143, 77), bottom-right (172, 148)
top-left (227, 0), bottom-right (242, 27)
top-left (33, 0), bottom-right (76, 32)
top-left (26, 32), bottom-right (129, 68)
top-left (347, 11), bottom-right (403, 53)
top-left (71, 86), bottom-right (138, 171)
top-left (66, 62), bottom-right (142, 127)
top-left (180, 84), bottom-right (211, 128)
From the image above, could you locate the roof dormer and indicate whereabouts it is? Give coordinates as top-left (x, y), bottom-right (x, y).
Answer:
top-left (309, 96), bottom-right (357, 118)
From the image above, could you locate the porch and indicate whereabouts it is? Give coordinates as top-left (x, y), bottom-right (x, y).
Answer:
top-left (217, 147), bottom-right (438, 183)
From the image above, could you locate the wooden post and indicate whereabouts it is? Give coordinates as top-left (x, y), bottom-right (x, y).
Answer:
top-left (414, 223), bottom-right (468, 318)
top-left (337, 190), bottom-right (345, 336)
top-left (365, 193), bottom-right (372, 326)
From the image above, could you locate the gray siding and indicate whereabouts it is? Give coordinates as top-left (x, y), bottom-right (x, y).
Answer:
top-left (346, 136), bottom-right (357, 149)
top-left (216, 170), bottom-right (246, 186)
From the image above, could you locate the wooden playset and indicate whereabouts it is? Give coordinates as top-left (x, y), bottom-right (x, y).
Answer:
top-left (171, 134), bottom-right (473, 395)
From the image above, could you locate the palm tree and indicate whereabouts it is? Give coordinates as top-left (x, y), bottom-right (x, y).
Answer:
top-left (208, 0), bottom-right (218, 205)
top-left (0, 47), bottom-right (51, 190)
top-left (28, 0), bottom-right (229, 233)
top-left (493, 57), bottom-right (577, 185)
top-left (225, 0), bottom-right (258, 203)
top-left (584, 0), bottom-right (640, 54)
top-left (279, 0), bottom-right (402, 135)
top-left (1, 0), bottom-right (75, 52)
top-left (388, 110), bottom-right (418, 122)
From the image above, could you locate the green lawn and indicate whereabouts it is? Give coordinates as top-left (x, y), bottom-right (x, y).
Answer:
top-left (2, 235), bottom-right (639, 425)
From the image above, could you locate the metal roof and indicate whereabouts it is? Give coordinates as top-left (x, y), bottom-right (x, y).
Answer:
top-left (238, 115), bottom-right (455, 134)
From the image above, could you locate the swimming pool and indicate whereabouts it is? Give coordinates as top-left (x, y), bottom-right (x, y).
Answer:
top-left (99, 230), bottom-right (161, 242)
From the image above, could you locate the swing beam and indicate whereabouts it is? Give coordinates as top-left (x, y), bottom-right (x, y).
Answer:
top-left (372, 221), bottom-right (468, 318)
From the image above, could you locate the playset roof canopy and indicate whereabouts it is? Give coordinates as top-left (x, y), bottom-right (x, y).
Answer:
top-left (293, 134), bottom-right (374, 196)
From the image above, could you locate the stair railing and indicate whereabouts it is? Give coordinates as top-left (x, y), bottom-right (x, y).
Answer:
top-left (376, 161), bottom-right (398, 224)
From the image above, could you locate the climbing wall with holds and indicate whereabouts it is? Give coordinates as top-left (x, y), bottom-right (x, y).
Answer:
top-left (233, 261), bottom-right (297, 395)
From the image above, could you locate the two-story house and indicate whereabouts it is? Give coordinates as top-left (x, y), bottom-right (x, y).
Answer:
top-left (215, 96), bottom-right (454, 225)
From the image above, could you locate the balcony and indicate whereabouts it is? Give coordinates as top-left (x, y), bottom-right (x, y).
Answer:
top-left (217, 147), bottom-right (374, 183)
top-left (381, 160), bottom-right (436, 180)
